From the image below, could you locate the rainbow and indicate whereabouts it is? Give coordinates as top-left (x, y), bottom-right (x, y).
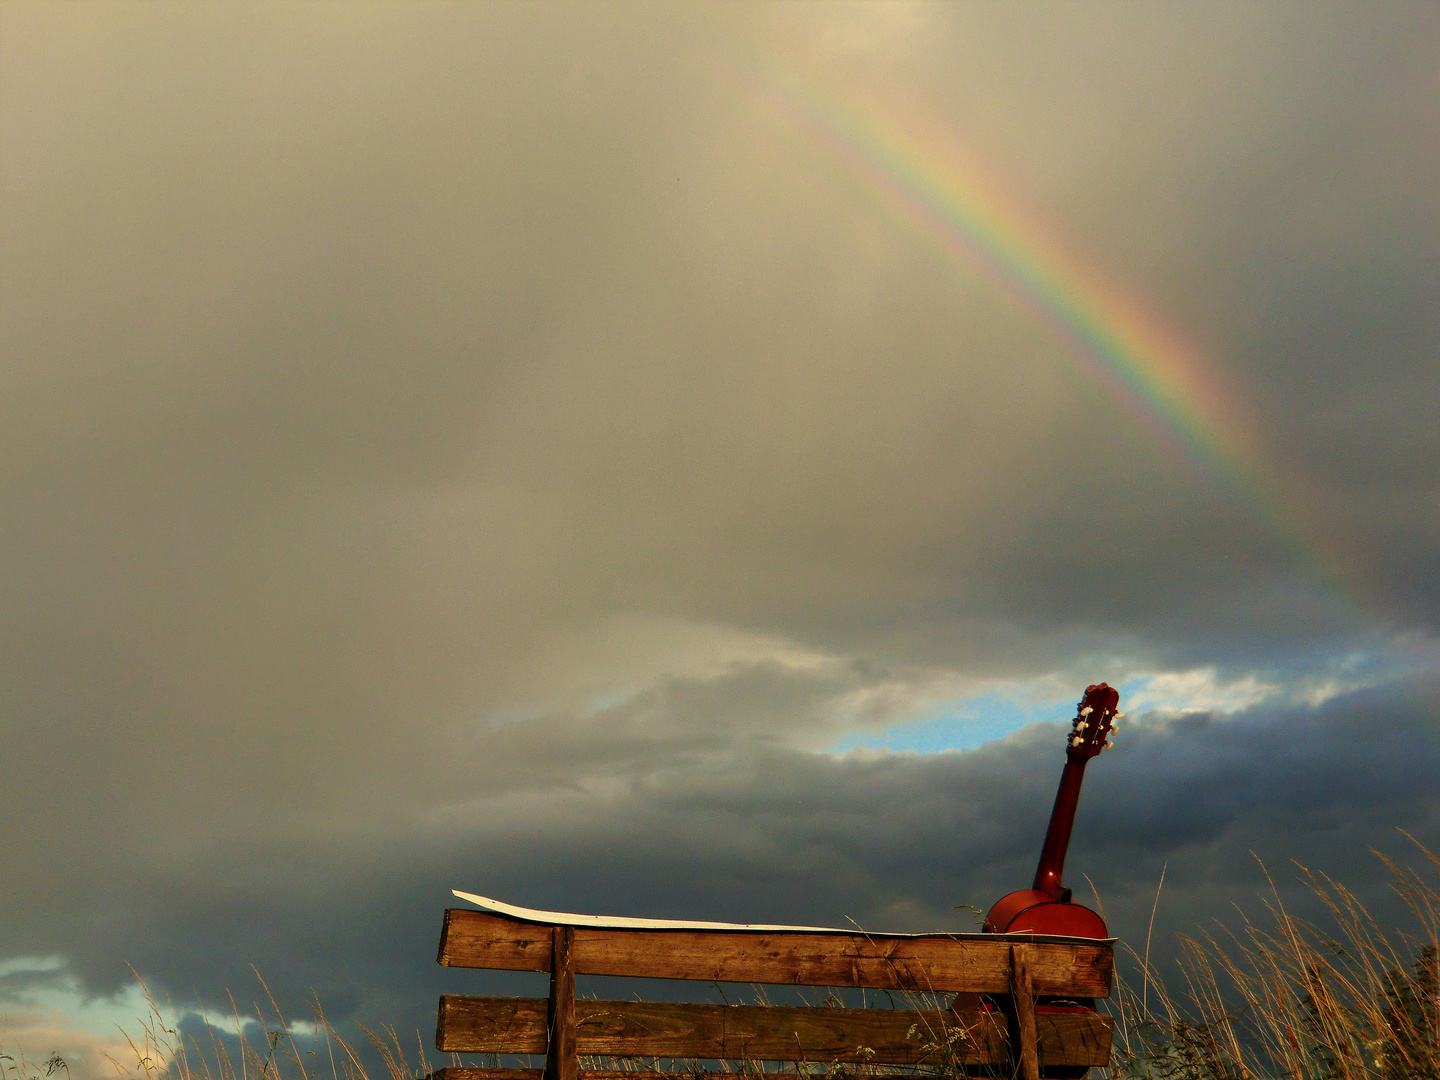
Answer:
top-left (737, 58), bottom-right (1365, 603)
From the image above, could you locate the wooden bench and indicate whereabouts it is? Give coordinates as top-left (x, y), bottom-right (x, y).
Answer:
top-left (430, 906), bottom-right (1114, 1080)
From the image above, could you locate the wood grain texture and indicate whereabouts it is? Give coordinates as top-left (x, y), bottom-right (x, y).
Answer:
top-left (545, 928), bottom-right (576, 1080)
top-left (440, 997), bottom-right (549, 1054)
top-left (437, 910), bottom-right (1113, 998)
top-left (436, 996), bottom-right (1113, 1068)
top-left (1008, 946), bottom-right (1040, 1080)
top-left (432, 1071), bottom-right (964, 1080)
top-left (439, 911), bottom-right (554, 971)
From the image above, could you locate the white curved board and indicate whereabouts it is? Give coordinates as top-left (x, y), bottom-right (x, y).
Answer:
top-left (450, 891), bottom-right (1114, 943)
top-left (452, 890), bottom-right (849, 932)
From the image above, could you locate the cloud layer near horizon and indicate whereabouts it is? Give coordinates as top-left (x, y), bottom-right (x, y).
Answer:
top-left (2, 3), bottom-right (1437, 1072)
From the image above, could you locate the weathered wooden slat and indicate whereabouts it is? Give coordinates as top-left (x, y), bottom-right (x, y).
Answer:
top-left (436, 996), bottom-right (1113, 1068)
top-left (545, 927), bottom-right (576, 1080)
top-left (437, 910), bottom-right (1113, 998)
top-left (432, 1072), bottom-right (962, 1080)
top-left (439, 910), bottom-right (554, 970)
top-left (439, 997), bottom-right (548, 1054)
top-left (1009, 945), bottom-right (1040, 1080)
top-left (437, 995), bottom-right (999, 1063)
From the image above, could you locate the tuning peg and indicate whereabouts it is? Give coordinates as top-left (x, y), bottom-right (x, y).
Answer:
top-left (1103, 739), bottom-right (1114, 751)
top-left (1080, 706), bottom-right (1094, 717)
top-left (1075, 720), bottom-right (1088, 731)
top-left (1070, 736), bottom-right (1083, 747)
top-left (1114, 712), bottom-right (1125, 719)
top-left (1109, 722), bottom-right (1119, 733)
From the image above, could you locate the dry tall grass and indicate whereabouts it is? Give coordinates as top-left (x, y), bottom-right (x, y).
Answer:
top-left (1, 1044), bottom-right (72, 1080)
top-left (56, 973), bottom-right (432, 1080)
top-left (1104, 835), bottom-right (1438, 1079)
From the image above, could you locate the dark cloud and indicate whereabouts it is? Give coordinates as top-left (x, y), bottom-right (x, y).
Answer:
top-left (7, 677), bottom-right (1436, 1048)
top-left (1, 2), bottom-right (1437, 1071)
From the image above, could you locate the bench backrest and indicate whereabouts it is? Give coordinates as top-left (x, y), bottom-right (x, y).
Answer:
top-left (433, 909), bottom-right (1115, 1080)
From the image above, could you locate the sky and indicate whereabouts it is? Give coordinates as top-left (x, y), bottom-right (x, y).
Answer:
top-left (2, 2), bottom-right (1438, 1076)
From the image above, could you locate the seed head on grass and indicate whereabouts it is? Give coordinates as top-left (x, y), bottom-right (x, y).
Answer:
top-left (1104, 834), bottom-right (1440, 1080)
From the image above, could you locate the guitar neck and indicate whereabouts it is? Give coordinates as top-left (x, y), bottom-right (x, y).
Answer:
top-left (1031, 755), bottom-right (1090, 899)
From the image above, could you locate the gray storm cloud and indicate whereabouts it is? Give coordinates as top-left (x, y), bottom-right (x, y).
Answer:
top-left (1, 2), bottom-right (1437, 1067)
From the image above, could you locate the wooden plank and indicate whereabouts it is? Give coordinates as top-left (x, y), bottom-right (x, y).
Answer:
top-left (1036, 1008), bottom-right (1114, 1073)
top-left (544, 928), bottom-right (576, 1080)
top-left (440, 997), bottom-right (548, 1054)
top-left (436, 996), bottom-right (1112, 1068)
top-left (440, 910), bottom-right (555, 971)
top-left (437, 995), bottom-right (999, 1064)
top-left (438, 910), bottom-right (1113, 998)
top-left (432, 1071), bottom-right (964, 1080)
top-left (1009, 945), bottom-right (1040, 1080)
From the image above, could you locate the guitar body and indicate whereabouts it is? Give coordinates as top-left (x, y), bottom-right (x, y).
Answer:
top-left (983, 888), bottom-right (1108, 937)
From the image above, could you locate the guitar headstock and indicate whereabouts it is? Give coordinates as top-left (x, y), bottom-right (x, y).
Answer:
top-left (1067, 682), bottom-right (1122, 760)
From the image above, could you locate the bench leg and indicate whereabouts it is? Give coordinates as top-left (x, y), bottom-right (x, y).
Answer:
top-left (544, 926), bottom-right (577, 1080)
top-left (1008, 945), bottom-right (1040, 1080)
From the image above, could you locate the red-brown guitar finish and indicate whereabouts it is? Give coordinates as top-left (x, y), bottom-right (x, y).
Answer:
top-left (983, 683), bottom-right (1120, 937)
top-left (955, 684), bottom-right (1121, 1077)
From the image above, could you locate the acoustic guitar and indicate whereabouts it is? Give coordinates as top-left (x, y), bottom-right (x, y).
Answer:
top-left (983, 682), bottom-right (1121, 936)
top-left (951, 684), bottom-right (1121, 1077)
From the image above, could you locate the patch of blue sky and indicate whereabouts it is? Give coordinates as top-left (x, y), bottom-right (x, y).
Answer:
top-left (832, 668), bottom-right (1266, 756)
top-left (0, 955), bottom-right (322, 1053)
top-left (833, 689), bottom-right (1063, 754)
top-left (0, 960), bottom-right (154, 1039)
